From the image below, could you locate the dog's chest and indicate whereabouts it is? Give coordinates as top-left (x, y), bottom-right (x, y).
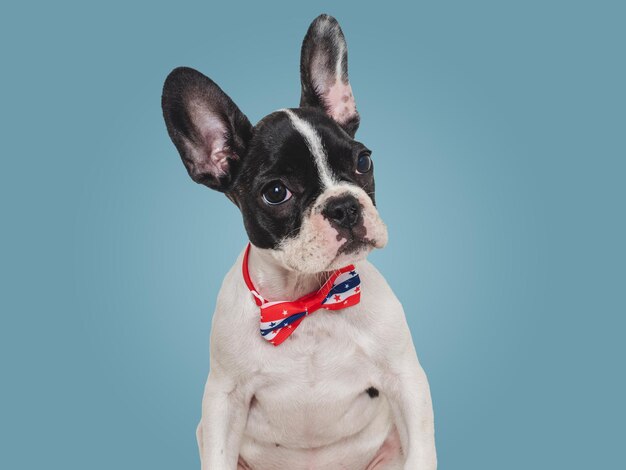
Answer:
top-left (243, 304), bottom-right (390, 447)
top-left (259, 308), bottom-right (376, 387)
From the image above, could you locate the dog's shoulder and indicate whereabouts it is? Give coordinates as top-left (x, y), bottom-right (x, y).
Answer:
top-left (355, 260), bottom-right (404, 315)
top-left (208, 251), bottom-right (273, 376)
top-left (347, 260), bottom-right (416, 358)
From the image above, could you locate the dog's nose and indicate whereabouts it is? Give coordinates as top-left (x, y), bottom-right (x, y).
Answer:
top-left (323, 195), bottom-right (361, 229)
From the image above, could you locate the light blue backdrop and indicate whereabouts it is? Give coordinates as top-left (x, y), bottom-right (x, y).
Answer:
top-left (1, 1), bottom-right (624, 469)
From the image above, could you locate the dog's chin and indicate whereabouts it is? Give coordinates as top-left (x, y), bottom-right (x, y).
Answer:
top-left (282, 238), bottom-right (378, 275)
top-left (325, 238), bottom-right (376, 271)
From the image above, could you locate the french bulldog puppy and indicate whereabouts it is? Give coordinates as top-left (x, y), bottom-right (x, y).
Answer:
top-left (162, 14), bottom-right (436, 470)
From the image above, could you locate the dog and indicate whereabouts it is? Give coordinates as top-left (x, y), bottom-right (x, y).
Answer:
top-left (161, 14), bottom-right (436, 470)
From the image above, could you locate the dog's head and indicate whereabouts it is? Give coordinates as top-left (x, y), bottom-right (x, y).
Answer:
top-left (162, 14), bottom-right (387, 273)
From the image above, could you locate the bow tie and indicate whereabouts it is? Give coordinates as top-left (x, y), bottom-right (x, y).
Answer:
top-left (242, 244), bottom-right (361, 346)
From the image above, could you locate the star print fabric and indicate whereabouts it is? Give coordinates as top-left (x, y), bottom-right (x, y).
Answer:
top-left (242, 244), bottom-right (361, 346)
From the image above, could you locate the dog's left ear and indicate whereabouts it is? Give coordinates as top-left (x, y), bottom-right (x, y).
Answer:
top-left (300, 14), bottom-right (360, 137)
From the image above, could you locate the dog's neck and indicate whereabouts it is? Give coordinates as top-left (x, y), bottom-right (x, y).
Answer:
top-left (247, 245), bottom-right (330, 301)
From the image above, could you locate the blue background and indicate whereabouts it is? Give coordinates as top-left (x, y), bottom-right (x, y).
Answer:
top-left (1, 1), bottom-right (624, 468)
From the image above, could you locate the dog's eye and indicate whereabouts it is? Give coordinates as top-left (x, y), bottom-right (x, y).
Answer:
top-left (356, 153), bottom-right (373, 174)
top-left (262, 181), bottom-right (293, 205)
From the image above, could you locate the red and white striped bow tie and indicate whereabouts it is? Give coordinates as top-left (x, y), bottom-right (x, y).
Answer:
top-left (242, 244), bottom-right (361, 346)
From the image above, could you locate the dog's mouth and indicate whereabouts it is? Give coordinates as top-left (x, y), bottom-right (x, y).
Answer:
top-left (338, 236), bottom-right (376, 255)
top-left (320, 213), bottom-right (382, 270)
top-left (332, 216), bottom-right (373, 254)
top-left (322, 235), bottom-right (376, 271)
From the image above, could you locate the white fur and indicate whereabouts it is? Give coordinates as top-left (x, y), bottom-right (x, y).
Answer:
top-left (282, 109), bottom-right (337, 188)
top-left (335, 39), bottom-right (344, 82)
top-left (196, 247), bottom-right (437, 469)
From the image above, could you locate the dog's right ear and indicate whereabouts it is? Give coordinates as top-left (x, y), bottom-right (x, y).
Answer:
top-left (161, 67), bottom-right (253, 192)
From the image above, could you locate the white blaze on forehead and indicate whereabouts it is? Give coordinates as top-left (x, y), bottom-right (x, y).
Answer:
top-left (282, 109), bottom-right (337, 188)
